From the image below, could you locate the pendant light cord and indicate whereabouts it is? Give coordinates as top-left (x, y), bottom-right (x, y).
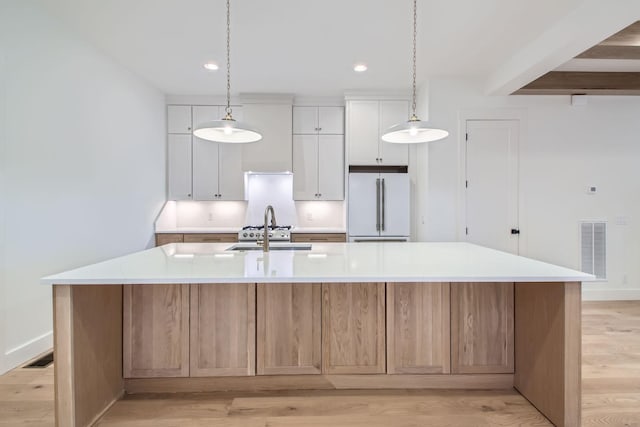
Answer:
top-left (225, 0), bottom-right (232, 117)
top-left (411, 0), bottom-right (418, 121)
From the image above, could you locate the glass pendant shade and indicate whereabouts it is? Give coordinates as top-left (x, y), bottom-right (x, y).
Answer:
top-left (381, 119), bottom-right (449, 144)
top-left (193, 118), bottom-right (262, 143)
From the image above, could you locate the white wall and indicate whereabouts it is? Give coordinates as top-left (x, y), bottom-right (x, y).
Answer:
top-left (422, 77), bottom-right (640, 300)
top-left (0, 2), bottom-right (166, 373)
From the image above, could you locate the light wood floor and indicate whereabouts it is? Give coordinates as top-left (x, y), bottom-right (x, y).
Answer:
top-left (1, 301), bottom-right (638, 426)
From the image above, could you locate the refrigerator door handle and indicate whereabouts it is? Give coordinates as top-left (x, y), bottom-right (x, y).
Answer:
top-left (381, 178), bottom-right (386, 231)
top-left (375, 178), bottom-right (381, 231)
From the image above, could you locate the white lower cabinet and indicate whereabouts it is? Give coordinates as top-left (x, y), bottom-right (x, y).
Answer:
top-left (293, 134), bottom-right (343, 200)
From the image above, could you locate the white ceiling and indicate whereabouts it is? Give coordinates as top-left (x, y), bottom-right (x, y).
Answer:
top-left (39, 0), bottom-right (594, 96)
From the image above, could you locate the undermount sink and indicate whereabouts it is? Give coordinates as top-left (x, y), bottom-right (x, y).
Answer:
top-left (226, 243), bottom-right (312, 251)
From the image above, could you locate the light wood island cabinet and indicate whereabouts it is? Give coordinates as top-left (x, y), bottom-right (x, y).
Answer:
top-left (257, 283), bottom-right (322, 375)
top-left (387, 282), bottom-right (450, 374)
top-left (50, 242), bottom-right (586, 427)
top-left (190, 283), bottom-right (256, 377)
top-left (321, 282), bottom-right (386, 374)
top-left (123, 284), bottom-right (190, 378)
top-left (451, 282), bottom-right (514, 374)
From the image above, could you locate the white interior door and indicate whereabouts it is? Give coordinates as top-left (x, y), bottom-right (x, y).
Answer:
top-left (465, 120), bottom-right (519, 254)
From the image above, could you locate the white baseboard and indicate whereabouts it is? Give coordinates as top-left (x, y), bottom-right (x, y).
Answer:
top-left (582, 289), bottom-right (640, 301)
top-left (1, 331), bottom-right (53, 375)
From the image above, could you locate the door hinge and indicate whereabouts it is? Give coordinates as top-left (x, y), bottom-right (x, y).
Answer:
top-left (465, 227), bottom-right (469, 235)
top-left (465, 180), bottom-right (468, 188)
top-left (465, 133), bottom-right (468, 141)
top-left (511, 228), bottom-right (520, 235)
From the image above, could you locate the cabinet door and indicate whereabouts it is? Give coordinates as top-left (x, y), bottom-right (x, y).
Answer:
top-left (168, 134), bottom-right (192, 200)
top-left (322, 282), bottom-right (385, 374)
top-left (293, 135), bottom-right (319, 200)
top-left (347, 100), bottom-right (379, 165)
top-left (192, 137), bottom-right (220, 201)
top-left (318, 106), bottom-right (344, 134)
top-left (318, 135), bottom-right (344, 200)
top-left (183, 233), bottom-right (238, 243)
top-left (217, 143), bottom-right (245, 200)
top-left (451, 282), bottom-right (514, 373)
top-left (167, 105), bottom-right (192, 134)
top-left (257, 283), bottom-right (322, 375)
top-left (192, 105), bottom-right (220, 131)
top-left (123, 284), bottom-right (189, 378)
top-left (291, 233), bottom-right (347, 242)
top-left (379, 100), bottom-right (409, 166)
top-left (190, 283), bottom-right (256, 377)
top-left (387, 283), bottom-right (450, 374)
top-left (293, 106), bottom-right (318, 134)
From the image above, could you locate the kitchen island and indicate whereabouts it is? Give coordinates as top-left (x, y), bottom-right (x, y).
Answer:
top-left (43, 242), bottom-right (592, 427)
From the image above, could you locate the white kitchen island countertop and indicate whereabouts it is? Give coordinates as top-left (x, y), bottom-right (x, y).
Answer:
top-left (42, 242), bottom-right (594, 285)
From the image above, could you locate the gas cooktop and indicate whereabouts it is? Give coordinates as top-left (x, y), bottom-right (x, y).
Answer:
top-left (238, 225), bottom-right (292, 242)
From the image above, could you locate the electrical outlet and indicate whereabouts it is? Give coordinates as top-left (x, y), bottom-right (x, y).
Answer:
top-left (306, 212), bottom-right (313, 222)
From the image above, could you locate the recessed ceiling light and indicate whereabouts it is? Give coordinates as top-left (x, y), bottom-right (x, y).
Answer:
top-left (354, 64), bottom-right (368, 72)
top-left (203, 62), bottom-right (219, 71)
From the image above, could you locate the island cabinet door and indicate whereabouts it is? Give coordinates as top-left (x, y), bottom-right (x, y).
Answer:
top-left (190, 283), bottom-right (256, 377)
top-left (257, 283), bottom-right (322, 375)
top-left (386, 282), bottom-right (451, 374)
top-left (322, 282), bottom-right (386, 374)
top-left (123, 284), bottom-right (190, 378)
top-left (451, 282), bottom-right (514, 374)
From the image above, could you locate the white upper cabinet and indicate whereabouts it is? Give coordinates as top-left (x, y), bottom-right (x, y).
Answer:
top-left (167, 105), bottom-right (192, 134)
top-left (293, 135), bottom-right (319, 200)
top-left (192, 105), bottom-right (219, 131)
top-left (347, 99), bottom-right (409, 166)
top-left (293, 135), bottom-right (344, 201)
top-left (168, 134), bottom-right (192, 200)
top-left (317, 135), bottom-right (344, 200)
top-left (191, 105), bottom-right (245, 201)
top-left (379, 100), bottom-right (410, 166)
top-left (293, 106), bottom-right (344, 135)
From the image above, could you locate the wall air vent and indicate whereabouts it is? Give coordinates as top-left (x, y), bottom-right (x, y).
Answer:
top-left (580, 221), bottom-right (606, 280)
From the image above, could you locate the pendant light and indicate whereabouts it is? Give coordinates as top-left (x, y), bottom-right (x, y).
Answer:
top-left (381, 0), bottom-right (448, 144)
top-left (193, 0), bottom-right (262, 143)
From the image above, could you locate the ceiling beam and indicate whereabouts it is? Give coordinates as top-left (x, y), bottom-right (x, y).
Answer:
top-left (485, 1), bottom-right (640, 96)
top-left (577, 45), bottom-right (640, 59)
top-left (514, 71), bottom-right (640, 95)
top-left (599, 20), bottom-right (640, 46)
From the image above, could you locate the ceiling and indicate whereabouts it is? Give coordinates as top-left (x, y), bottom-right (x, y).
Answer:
top-left (37, 0), bottom-right (636, 97)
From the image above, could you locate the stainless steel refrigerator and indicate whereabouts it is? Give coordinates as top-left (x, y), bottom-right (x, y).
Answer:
top-left (348, 172), bottom-right (410, 242)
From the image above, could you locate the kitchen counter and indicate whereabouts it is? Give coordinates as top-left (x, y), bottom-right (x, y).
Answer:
top-left (48, 242), bottom-right (587, 427)
top-left (42, 242), bottom-right (591, 285)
